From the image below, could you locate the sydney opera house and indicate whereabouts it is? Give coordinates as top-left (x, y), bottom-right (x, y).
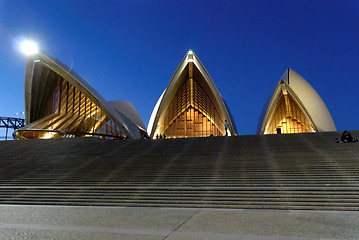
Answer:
top-left (14, 51), bottom-right (147, 140)
top-left (14, 50), bottom-right (336, 140)
top-left (148, 50), bottom-right (237, 138)
top-left (257, 68), bottom-right (336, 135)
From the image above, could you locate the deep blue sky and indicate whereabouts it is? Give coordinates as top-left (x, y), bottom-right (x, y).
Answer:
top-left (1, 0), bottom-right (358, 138)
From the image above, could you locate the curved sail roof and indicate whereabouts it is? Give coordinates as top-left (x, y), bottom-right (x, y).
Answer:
top-left (17, 51), bottom-right (143, 139)
top-left (148, 50), bottom-right (237, 138)
top-left (108, 101), bottom-right (146, 132)
top-left (257, 68), bottom-right (336, 134)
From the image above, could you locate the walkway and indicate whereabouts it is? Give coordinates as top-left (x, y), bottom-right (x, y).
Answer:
top-left (0, 205), bottom-right (358, 239)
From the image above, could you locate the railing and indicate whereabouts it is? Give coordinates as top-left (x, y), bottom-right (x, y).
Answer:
top-left (13, 129), bottom-right (124, 140)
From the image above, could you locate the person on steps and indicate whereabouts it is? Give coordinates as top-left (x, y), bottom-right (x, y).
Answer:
top-left (337, 130), bottom-right (354, 143)
top-left (225, 120), bottom-right (229, 136)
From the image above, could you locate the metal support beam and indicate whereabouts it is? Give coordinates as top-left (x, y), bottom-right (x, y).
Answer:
top-left (0, 117), bottom-right (25, 140)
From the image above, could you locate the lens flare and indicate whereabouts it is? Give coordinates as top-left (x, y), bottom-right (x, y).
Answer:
top-left (20, 40), bottom-right (38, 55)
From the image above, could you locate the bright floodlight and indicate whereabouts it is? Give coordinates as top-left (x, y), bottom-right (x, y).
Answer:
top-left (20, 41), bottom-right (38, 55)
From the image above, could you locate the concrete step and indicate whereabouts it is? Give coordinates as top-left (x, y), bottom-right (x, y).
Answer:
top-left (0, 199), bottom-right (357, 211)
top-left (0, 131), bottom-right (358, 210)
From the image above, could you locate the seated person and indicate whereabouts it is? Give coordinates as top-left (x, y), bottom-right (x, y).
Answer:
top-left (341, 130), bottom-right (353, 142)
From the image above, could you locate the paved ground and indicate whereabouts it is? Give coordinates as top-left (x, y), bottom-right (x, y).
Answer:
top-left (0, 205), bottom-right (358, 240)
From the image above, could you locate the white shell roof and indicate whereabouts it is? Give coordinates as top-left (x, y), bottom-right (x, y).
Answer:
top-left (147, 89), bottom-right (165, 136)
top-left (282, 68), bottom-right (336, 132)
top-left (24, 51), bottom-right (143, 139)
top-left (109, 101), bottom-right (146, 131)
top-left (147, 50), bottom-right (237, 137)
top-left (257, 68), bottom-right (336, 134)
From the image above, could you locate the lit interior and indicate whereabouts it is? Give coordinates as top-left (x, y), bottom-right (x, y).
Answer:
top-left (264, 89), bottom-right (315, 134)
top-left (16, 62), bottom-right (126, 139)
top-left (154, 62), bottom-right (225, 138)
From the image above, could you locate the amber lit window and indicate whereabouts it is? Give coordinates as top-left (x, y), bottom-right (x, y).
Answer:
top-left (264, 89), bottom-right (315, 134)
top-left (17, 65), bottom-right (125, 139)
top-left (156, 62), bottom-right (225, 138)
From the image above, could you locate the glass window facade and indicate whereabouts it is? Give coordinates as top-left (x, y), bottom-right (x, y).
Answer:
top-left (156, 62), bottom-right (225, 138)
top-left (264, 90), bottom-right (315, 134)
top-left (17, 65), bottom-right (126, 139)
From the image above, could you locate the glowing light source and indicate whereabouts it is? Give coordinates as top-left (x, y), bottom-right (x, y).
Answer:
top-left (20, 40), bottom-right (38, 55)
top-left (42, 132), bottom-right (55, 139)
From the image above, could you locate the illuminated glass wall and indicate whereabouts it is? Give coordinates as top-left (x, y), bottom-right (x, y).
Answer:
top-left (17, 67), bottom-right (125, 139)
top-left (264, 90), bottom-right (315, 134)
top-left (158, 62), bottom-right (225, 138)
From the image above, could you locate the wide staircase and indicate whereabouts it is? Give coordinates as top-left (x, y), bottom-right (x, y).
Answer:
top-left (0, 132), bottom-right (358, 210)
